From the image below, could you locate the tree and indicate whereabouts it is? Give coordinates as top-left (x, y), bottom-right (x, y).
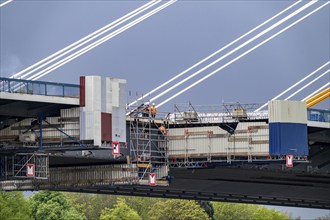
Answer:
top-left (0, 191), bottom-right (32, 220)
top-left (99, 197), bottom-right (141, 220)
top-left (65, 192), bottom-right (118, 220)
top-left (315, 213), bottom-right (330, 220)
top-left (197, 200), bottom-right (214, 219)
top-left (148, 199), bottom-right (210, 220)
top-left (212, 202), bottom-right (290, 220)
top-left (30, 191), bottom-right (86, 220)
top-left (124, 196), bottom-right (162, 220)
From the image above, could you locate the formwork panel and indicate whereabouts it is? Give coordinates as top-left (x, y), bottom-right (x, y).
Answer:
top-left (168, 122), bottom-right (270, 159)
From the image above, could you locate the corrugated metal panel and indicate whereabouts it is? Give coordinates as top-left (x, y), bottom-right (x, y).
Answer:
top-left (155, 165), bottom-right (168, 179)
top-left (0, 124), bottom-right (19, 136)
top-left (79, 110), bottom-right (86, 140)
top-left (269, 122), bottom-right (308, 156)
top-left (101, 113), bottom-right (112, 142)
top-left (269, 100), bottom-right (307, 123)
top-left (79, 76), bottom-right (85, 107)
top-left (60, 107), bottom-right (80, 118)
top-left (0, 118), bottom-right (31, 137)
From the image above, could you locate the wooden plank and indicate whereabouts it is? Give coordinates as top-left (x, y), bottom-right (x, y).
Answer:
top-left (137, 163), bottom-right (152, 168)
top-left (228, 137), bottom-right (250, 142)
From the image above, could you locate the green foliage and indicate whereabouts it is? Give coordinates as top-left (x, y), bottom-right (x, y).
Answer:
top-left (29, 191), bottom-right (297, 220)
top-left (197, 200), bottom-right (214, 219)
top-left (65, 192), bottom-right (118, 220)
top-left (124, 196), bottom-right (162, 220)
top-left (62, 207), bottom-right (87, 220)
top-left (30, 191), bottom-right (86, 220)
top-left (0, 190), bottom-right (298, 220)
top-left (99, 197), bottom-right (141, 220)
top-left (0, 191), bottom-right (32, 220)
top-left (315, 213), bottom-right (330, 220)
top-left (148, 199), bottom-right (210, 220)
top-left (212, 202), bottom-right (290, 220)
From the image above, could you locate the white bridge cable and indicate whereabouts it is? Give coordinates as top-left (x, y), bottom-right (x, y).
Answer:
top-left (255, 60), bottom-right (330, 111)
top-left (0, 0), bottom-right (13, 8)
top-left (302, 82), bottom-right (330, 101)
top-left (149, 0), bottom-right (317, 104)
top-left (127, 0), bottom-right (303, 107)
top-left (27, 0), bottom-right (177, 81)
top-left (284, 69), bottom-right (330, 100)
top-left (156, 1), bottom-right (330, 108)
top-left (10, 0), bottom-right (160, 80)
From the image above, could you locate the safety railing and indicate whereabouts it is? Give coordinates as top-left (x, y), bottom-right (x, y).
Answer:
top-left (307, 109), bottom-right (330, 123)
top-left (0, 77), bottom-right (79, 98)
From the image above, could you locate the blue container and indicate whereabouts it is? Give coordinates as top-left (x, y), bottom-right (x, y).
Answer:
top-left (269, 123), bottom-right (308, 156)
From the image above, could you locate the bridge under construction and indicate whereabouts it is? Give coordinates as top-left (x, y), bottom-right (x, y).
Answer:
top-left (0, 75), bottom-right (329, 209)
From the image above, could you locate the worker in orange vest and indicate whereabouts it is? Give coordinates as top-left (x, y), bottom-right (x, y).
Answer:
top-left (151, 103), bottom-right (157, 118)
top-left (159, 125), bottom-right (167, 134)
top-left (143, 103), bottom-right (150, 117)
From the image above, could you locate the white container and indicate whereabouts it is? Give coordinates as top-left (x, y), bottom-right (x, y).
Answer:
top-left (268, 100), bottom-right (307, 123)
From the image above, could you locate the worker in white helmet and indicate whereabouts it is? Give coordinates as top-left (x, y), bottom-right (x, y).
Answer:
top-left (143, 102), bottom-right (150, 117)
top-left (151, 103), bottom-right (157, 118)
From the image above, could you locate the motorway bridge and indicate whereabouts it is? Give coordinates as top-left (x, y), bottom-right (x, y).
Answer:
top-left (0, 76), bottom-right (329, 209)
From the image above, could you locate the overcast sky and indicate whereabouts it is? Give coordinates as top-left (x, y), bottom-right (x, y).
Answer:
top-left (1, 0), bottom-right (329, 218)
top-left (1, 0), bottom-right (329, 112)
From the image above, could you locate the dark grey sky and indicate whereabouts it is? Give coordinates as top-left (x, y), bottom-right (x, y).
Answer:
top-left (1, 1), bottom-right (329, 112)
top-left (0, 0), bottom-right (329, 218)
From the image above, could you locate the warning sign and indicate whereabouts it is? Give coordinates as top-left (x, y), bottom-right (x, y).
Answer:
top-left (26, 164), bottom-right (35, 177)
top-left (286, 155), bottom-right (294, 167)
top-left (149, 173), bottom-right (156, 186)
top-left (112, 142), bottom-right (120, 155)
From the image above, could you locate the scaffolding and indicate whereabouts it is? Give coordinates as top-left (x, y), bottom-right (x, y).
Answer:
top-left (0, 153), bottom-right (49, 180)
top-left (167, 102), bottom-right (274, 168)
top-left (128, 107), bottom-right (169, 183)
top-left (169, 102), bottom-right (268, 124)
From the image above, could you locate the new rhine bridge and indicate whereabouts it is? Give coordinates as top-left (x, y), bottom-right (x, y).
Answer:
top-left (0, 0), bottom-right (329, 211)
top-left (0, 76), bottom-right (329, 210)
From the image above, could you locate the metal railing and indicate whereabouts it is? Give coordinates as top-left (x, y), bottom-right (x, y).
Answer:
top-left (307, 109), bottom-right (330, 123)
top-left (0, 77), bottom-right (79, 98)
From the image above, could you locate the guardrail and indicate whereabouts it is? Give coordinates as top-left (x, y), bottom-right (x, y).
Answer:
top-left (307, 108), bottom-right (330, 123)
top-left (0, 77), bottom-right (79, 98)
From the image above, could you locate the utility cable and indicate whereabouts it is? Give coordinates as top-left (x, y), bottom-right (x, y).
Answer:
top-left (150, 1), bottom-right (317, 104)
top-left (156, 1), bottom-right (329, 108)
top-left (284, 69), bottom-right (329, 100)
top-left (10, 0), bottom-right (160, 79)
top-left (127, 0), bottom-right (303, 107)
top-left (27, 0), bottom-right (177, 81)
top-left (0, 0), bottom-right (13, 8)
top-left (302, 82), bottom-right (330, 101)
top-left (255, 61), bottom-right (330, 111)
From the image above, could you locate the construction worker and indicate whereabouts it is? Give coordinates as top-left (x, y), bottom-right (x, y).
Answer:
top-left (159, 125), bottom-right (167, 135)
top-left (151, 103), bottom-right (157, 118)
top-left (143, 103), bottom-right (150, 117)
